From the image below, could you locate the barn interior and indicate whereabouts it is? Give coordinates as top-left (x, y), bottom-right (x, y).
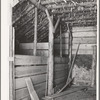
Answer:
top-left (10, 0), bottom-right (97, 100)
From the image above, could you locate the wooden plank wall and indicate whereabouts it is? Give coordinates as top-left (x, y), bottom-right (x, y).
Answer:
top-left (15, 55), bottom-right (68, 100)
top-left (19, 43), bottom-right (49, 56)
top-left (54, 26), bottom-right (97, 55)
top-left (18, 26), bottom-right (97, 56)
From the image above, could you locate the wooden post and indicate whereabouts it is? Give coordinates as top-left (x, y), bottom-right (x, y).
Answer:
top-left (9, 2), bottom-right (15, 100)
top-left (45, 9), bottom-right (54, 95)
top-left (68, 23), bottom-right (72, 69)
top-left (60, 24), bottom-right (62, 57)
top-left (54, 18), bottom-right (60, 33)
top-left (27, 0), bottom-right (54, 95)
top-left (91, 45), bottom-right (97, 87)
top-left (33, 7), bottom-right (37, 55)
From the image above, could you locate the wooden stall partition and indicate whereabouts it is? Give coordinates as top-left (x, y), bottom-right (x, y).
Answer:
top-left (15, 55), bottom-right (48, 100)
top-left (54, 57), bottom-right (69, 93)
top-left (54, 26), bottom-right (97, 55)
top-left (17, 26), bottom-right (97, 57)
top-left (14, 55), bottom-right (68, 100)
top-left (54, 26), bottom-right (97, 86)
top-left (19, 43), bottom-right (49, 56)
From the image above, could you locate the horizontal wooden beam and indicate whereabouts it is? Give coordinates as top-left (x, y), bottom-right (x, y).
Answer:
top-left (15, 55), bottom-right (48, 65)
top-left (47, 2), bottom-right (96, 9)
top-left (72, 26), bottom-right (97, 32)
top-left (19, 43), bottom-right (96, 50)
top-left (20, 49), bottom-right (49, 56)
top-left (55, 44), bottom-right (96, 50)
top-left (52, 8), bottom-right (96, 14)
top-left (55, 37), bottom-right (96, 44)
top-left (61, 31), bottom-right (97, 38)
top-left (60, 49), bottom-right (94, 55)
top-left (13, 1), bottom-right (96, 25)
top-left (15, 55), bottom-right (68, 64)
top-left (41, 0), bottom-right (64, 5)
top-left (15, 65), bottom-right (47, 78)
top-left (62, 17), bottom-right (96, 23)
top-left (20, 46), bottom-right (96, 55)
top-left (20, 43), bottom-right (49, 50)
top-left (41, 0), bottom-right (96, 6)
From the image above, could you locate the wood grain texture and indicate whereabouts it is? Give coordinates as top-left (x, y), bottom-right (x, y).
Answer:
top-left (19, 44), bottom-right (93, 56)
top-left (21, 92), bottom-right (45, 100)
top-left (18, 26), bottom-right (97, 55)
top-left (46, 11), bottom-right (54, 95)
top-left (55, 44), bottom-right (96, 50)
top-left (61, 31), bottom-right (97, 38)
top-left (54, 70), bottom-right (68, 79)
top-left (54, 37), bottom-right (96, 44)
top-left (9, 3), bottom-right (15, 100)
top-left (72, 26), bottom-right (97, 32)
top-left (15, 65), bottom-right (47, 77)
top-left (19, 41), bottom-right (96, 51)
top-left (33, 7), bottom-right (38, 56)
top-left (62, 49), bottom-right (94, 55)
top-left (19, 43), bottom-right (96, 55)
top-left (16, 88), bottom-right (45, 100)
top-left (15, 58), bottom-right (68, 90)
top-left (91, 46), bottom-right (97, 87)
top-left (15, 76), bottom-right (67, 100)
top-left (20, 96), bottom-right (31, 100)
top-left (20, 43), bottom-right (48, 50)
top-left (54, 64), bottom-right (68, 71)
top-left (54, 57), bottom-right (68, 64)
top-left (25, 77), bottom-right (39, 100)
top-left (15, 55), bottom-right (68, 65)
top-left (16, 74), bottom-right (46, 89)
top-left (20, 81), bottom-right (69, 100)
top-left (15, 55), bottom-right (48, 65)
top-left (20, 49), bottom-right (49, 56)
top-left (15, 63), bottom-right (68, 78)
top-left (54, 77), bottom-right (67, 86)
top-left (15, 72), bottom-right (67, 90)
top-left (60, 25), bottom-right (62, 57)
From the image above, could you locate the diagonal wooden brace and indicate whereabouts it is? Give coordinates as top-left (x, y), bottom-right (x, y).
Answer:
top-left (25, 77), bottom-right (39, 100)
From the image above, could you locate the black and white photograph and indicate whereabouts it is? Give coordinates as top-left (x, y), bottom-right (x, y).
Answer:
top-left (1, 0), bottom-right (99, 100)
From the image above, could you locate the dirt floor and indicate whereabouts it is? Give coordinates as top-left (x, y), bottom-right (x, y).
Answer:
top-left (60, 86), bottom-right (96, 100)
top-left (43, 86), bottom-right (96, 100)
